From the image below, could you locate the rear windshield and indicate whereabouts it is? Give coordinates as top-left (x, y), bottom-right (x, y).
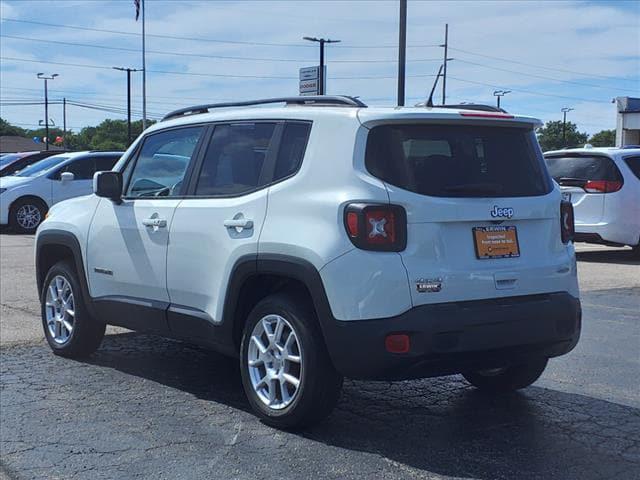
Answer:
top-left (365, 124), bottom-right (551, 197)
top-left (544, 155), bottom-right (622, 182)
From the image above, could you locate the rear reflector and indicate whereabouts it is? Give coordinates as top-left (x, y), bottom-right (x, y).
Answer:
top-left (561, 200), bottom-right (575, 244)
top-left (385, 334), bottom-right (410, 354)
top-left (584, 180), bottom-right (622, 193)
top-left (459, 112), bottom-right (515, 119)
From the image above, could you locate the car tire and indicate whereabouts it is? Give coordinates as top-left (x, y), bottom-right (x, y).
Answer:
top-left (240, 291), bottom-right (343, 430)
top-left (10, 197), bottom-right (47, 234)
top-left (631, 243), bottom-right (640, 259)
top-left (41, 260), bottom-right (105, 358)
top-left (462, 358), bottom-right (548, 392)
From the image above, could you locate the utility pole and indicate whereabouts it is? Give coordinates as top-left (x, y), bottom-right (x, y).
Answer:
top-left (113, 67), bottom-right (141, 145)
top-left (302, 36), bottom-right (340, 95)
top-left (37, 73), bottom-right (58, 151)
top-left (63, 97), bottom-right (67, 150)
top-left (493, 90), bottom-right (511, 109)
top-left (397, 0), bottom-right (407, 106)
top-left (561, 107), bottom-right (574, 146)
top-left (441, 24), bottom-right (449, 105)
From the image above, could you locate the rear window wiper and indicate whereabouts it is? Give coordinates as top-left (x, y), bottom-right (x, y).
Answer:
top-left (556, 177), bottom-right (587, 187)
top-left (443, 183), bottom-right (504, 195)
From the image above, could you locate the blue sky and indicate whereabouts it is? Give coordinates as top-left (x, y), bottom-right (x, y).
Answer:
top-left (1, 0), bottom-right (638, 135)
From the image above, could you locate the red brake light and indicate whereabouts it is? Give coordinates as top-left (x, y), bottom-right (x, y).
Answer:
top-left (344, 203), bottom-right (407, 252)
top-left (560, 200), bottom-right (575, 244)
top-left (584, 180), bottom-right (622, 193)
top-left (459, 112), bottom-right (514, 119)
top-left (346, 212), bottom-right (359, 237)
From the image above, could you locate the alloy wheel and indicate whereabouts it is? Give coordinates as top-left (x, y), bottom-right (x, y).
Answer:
top-left (16, 204), bottom-right (41, 230)
top-left (247, 314), bottom-right (303, 410)
top-left (45, 275), bottom-right (75, 345)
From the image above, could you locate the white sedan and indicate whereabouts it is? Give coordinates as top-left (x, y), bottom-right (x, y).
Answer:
top-left (0, 151), bottom-right (122, 233)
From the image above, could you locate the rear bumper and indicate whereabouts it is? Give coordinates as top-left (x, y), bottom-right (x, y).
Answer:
top-left (575, 222), bottom-right (639, 247)
top-left (322, 292), bottom-right (581, 380)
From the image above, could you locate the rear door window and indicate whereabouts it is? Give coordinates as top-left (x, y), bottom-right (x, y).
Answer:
top-left (544, 155), bottom-right (623, 184)
top-left (624, 156), bottom-right (640, 180)
top-left (194, 122), bottom-right (277, 196)
top-left (365, 124), bottom-right (551, 197)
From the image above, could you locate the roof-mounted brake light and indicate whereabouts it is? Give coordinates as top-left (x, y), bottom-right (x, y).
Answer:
top-left (459, 112), bottom-right (515, 119)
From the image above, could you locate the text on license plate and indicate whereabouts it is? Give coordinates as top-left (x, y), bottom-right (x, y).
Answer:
top-left (473, 226), bottom-right (520, 259)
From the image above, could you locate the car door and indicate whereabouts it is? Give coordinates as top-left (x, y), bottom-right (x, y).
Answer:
top-left (166, 121), bottom-right (290, 338)
top-left (86, 126), bottom-right (206, 333)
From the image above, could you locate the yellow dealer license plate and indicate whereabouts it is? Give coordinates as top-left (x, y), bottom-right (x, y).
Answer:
top-left (473, 226), bottom-right (520, 259)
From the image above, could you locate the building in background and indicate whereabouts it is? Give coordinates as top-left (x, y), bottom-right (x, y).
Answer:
top-left (616, 97), bottom-right (640, 147)
top-left (0, 136), bottom-right (64, 154)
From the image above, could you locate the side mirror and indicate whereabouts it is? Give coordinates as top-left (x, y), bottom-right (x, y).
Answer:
top-left (60, 172), bottom-right (74, 183)
top-left (94, 171), bottom-right (122, 202)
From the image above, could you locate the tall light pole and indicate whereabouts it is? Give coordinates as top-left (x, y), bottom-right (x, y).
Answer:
top-left (397, 0), bottom-right (407, 106)
top-left (113, 67), bottom-right (141, 145)
top-left (561, 107), bottom-right (574, 146)
top-left (37, 73), bottom-right (58, 151)
top-left (302, 36), bottom-right (341, 95)
top-left (493, 90), bottom-right (511, 109)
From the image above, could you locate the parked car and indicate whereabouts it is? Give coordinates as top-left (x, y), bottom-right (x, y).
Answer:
top-left (544, 146), bottom-right (640, 254)
top-left (0, 150), bottom-right (69, 177)
top-left (1, 151), bottom-right (122, 233)
top-left (35, 97), bottom-right (581, 428)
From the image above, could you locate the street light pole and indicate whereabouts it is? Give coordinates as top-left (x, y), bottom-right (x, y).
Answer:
top-left (303, 36), bottom-right (341, 95)
top-left (561, 107), bottom-right (574, 146)
top-left (113, 67), bottom-right (141, 145)
top-left (37, 73), bottom-right (58, 151)
top-left (493, 90), bottom-right (511, 109)
top-left (397, 0), bottom-right (407, 106)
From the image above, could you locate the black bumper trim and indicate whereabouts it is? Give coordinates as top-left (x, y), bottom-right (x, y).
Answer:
top-left (321, 292), bottom-right (581, 380)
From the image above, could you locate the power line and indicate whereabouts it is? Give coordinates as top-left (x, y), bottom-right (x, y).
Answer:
top-left (0, 34), bottom-right (442, 64)
top-left (455, 59), bottom-right (637, 93)
top-left (448, 76), bottom-right (612, 104)
top-left (448, 46), bottom-right (638, 83)
top-left (0, 17), bottom-right (441, 49)
top-left (0, 56), bottom-right (438, 80)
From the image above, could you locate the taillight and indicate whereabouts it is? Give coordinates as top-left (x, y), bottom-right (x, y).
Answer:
top-left (584, 180), bottom-right (622, 193)
top-left (560, 200), bottom-right (575, 244)
top-left (344, 203), bottom-right (407, 251)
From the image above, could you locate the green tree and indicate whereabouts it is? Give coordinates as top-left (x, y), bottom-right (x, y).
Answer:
top-left (0, 118), bottom-right (27, 137)
top-left (588, 129), bottom-right (616, 147)
top-left (536, 120), bottom-right (589, 152)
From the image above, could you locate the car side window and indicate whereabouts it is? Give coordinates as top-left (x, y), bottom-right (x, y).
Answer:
top-left (61, 158), bottom-right (94, 180)
top-left (95, 155), bottom-right (120, 172)
top-left (273, 122), bottom-right (311, 181)
top-left (194, 123), bottom-right (276, 196)
top-left (125, 126), bottom-right (204, 198)
top-left (624, 156), bottom-right (640, 180)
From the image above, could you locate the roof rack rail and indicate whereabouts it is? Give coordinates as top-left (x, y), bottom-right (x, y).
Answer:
top-left (162, 95), bottom-right (367, 121)
top-left (414, 102), bottom-right (507, 113)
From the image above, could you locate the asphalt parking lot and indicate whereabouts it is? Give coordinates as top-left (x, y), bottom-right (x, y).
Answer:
top-left (1, 233), bottom-right (638, 480)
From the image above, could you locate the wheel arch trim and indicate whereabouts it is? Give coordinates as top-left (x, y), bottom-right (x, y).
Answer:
top-left (36, 229), bottom-right (95, 317)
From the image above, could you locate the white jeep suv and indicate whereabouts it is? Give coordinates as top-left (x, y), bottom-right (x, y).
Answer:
top-left (35, 96), bottom-right (581, 428)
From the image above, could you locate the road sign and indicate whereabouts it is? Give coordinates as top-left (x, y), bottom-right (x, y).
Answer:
top-left (299, 66), bottom-right (326, 96)
top-left (299, 79), bottom-right (319, 96)
top-left (299, 66), bottom-right (319, 81)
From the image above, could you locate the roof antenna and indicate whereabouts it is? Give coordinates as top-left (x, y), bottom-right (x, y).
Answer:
top-left (425, 64), bottom-right (444, 107)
